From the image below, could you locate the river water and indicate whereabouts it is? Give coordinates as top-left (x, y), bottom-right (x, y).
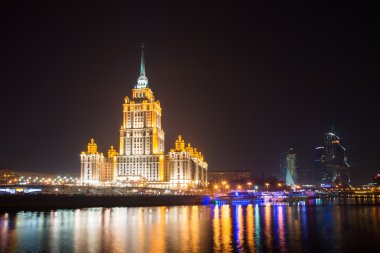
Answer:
top-left (1, 199), bottom-right (380, 252)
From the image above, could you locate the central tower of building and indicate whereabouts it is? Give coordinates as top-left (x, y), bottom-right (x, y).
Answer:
top-left (115, 45), bottom-right (165, 182)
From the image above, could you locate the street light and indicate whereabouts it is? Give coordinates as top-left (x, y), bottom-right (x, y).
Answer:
top-left (247, 182), bottom-right (252, 188)
top-left (265, 183), bottom-right (269, 192)
top-left (221, 181), bottom-right (227, 192)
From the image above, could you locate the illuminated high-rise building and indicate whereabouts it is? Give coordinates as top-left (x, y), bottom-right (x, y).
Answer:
top-left (325, 131), bottom-right (350, 185)
top-left (314, 146), bottom-right (327, 184)
top-left (114, 45), bottom-right (165, 183)
top-left (279, 148), bottom-right (297, 186)
top-left (79, 45), bottom-right (208, 188)
top-left (315, 128), bottom-right (350, 186)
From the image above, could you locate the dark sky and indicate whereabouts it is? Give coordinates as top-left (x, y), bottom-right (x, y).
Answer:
top-left (0, 3), bottom-right (379, 184)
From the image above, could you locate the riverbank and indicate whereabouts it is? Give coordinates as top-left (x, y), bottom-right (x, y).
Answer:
top-left (0, 194), bottom-right (205, 210)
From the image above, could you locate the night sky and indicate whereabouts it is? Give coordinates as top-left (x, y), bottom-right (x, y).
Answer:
top-left (0, 3), bottom-right (379, 184)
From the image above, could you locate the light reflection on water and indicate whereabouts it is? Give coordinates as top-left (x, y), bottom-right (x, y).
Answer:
top-left (1, 201), bottom-right (380, 252)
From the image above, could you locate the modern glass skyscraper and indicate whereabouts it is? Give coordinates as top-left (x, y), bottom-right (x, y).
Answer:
top-left (280, 148), bottom-right (297, 186)
top-left (314, 146), bottom-right (329, 185)
top-left (315, 129), bottom-right (350, 186)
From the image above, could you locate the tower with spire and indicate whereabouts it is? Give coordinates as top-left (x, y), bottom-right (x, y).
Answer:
top-left (136, 44), bottom-right (148, 88)
top-left (79, 45), bottom-right (208, 188)
top-left (115, 44), bottom-right (166, 182)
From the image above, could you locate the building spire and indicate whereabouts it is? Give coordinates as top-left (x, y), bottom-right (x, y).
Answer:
top-left (136, 43), bottom-right (148, 88)
top-left (140, 43), bottom-right (146, 76)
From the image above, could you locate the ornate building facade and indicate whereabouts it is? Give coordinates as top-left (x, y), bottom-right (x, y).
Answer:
top-left (80, 46), bottom-right (208, 189)
top-left (166, 135), bottom-right (208, 189)
top-left (80, 138), bottom-right (104, 185)
top-left (80, 139), bottom-right (117, 184)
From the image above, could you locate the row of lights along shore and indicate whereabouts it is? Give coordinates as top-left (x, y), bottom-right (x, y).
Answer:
top-left (212, 181), bottom-right (302, 192)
